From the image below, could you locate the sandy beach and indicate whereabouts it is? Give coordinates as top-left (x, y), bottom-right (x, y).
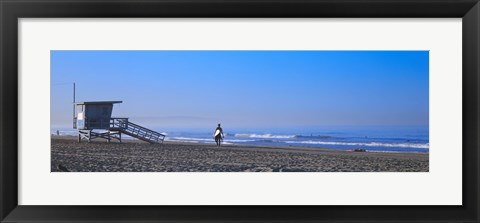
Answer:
top-left (51, 136), bottom-right (428, 172)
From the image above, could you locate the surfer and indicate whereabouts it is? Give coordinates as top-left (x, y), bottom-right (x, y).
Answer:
top-left (213, 123), bottom-right (224, 146)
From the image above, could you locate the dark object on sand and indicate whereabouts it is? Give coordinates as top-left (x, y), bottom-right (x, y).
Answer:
top-left (58, 164), bottom-right (70, 172)
top-left (353, 149), bottom-right (367, 152)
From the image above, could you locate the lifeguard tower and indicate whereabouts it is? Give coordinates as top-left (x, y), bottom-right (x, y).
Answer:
top-left (74, 101), bottom-right (165, 144)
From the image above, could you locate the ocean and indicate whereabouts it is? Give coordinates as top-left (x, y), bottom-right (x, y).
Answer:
top-left (52, 126), bottom-right (429, 153)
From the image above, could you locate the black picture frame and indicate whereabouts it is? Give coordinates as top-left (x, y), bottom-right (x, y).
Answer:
top-left (1, 0), bottom-right (479, 222)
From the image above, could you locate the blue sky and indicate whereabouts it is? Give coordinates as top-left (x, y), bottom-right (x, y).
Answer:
top-left (51, 51), bottom-right (429, 130)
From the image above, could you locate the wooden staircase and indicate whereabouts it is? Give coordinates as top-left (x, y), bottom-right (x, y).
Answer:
top-left (110, 118), bottom-right (165, 144)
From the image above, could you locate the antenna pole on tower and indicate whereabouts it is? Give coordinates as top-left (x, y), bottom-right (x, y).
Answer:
top-left (73, 82), bottom-right (76, 128)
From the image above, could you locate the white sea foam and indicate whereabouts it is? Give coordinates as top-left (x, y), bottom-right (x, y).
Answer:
top-left (234, 133), bottom-right (296, 139)
top-left (167, 137), bottom-right (253, 144)
top-left (284, 140), bottom-right (429, 149)
top-left (224, 139), bottom-right (256, 143)
top-left (367, 150), bottom-right (427, 154)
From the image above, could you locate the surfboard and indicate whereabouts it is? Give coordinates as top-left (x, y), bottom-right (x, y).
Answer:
top-left (214, 129), bottom-right (221, 137)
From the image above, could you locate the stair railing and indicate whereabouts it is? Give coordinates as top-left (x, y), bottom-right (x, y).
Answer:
top-left (109, 118), bottom-right (165, 143)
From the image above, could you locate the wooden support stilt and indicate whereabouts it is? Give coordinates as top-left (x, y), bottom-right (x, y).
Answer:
top-left (78, 130), bottom-right (122, 143)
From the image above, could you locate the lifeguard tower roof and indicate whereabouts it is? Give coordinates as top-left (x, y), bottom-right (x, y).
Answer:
top-left (75, 101), bottom-right (122, 105)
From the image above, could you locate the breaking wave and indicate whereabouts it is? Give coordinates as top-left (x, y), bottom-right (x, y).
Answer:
top-left (284, 140), bottom-right (429, 149)
top-left (234, 133), bottom-right (296, 139)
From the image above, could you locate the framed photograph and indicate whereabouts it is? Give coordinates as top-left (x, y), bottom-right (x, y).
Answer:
top-left (1, 0), bottom-right (479, 222)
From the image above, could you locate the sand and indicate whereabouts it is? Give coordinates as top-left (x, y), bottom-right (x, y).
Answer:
top-left (51, 136), bottom-right (428, 172)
